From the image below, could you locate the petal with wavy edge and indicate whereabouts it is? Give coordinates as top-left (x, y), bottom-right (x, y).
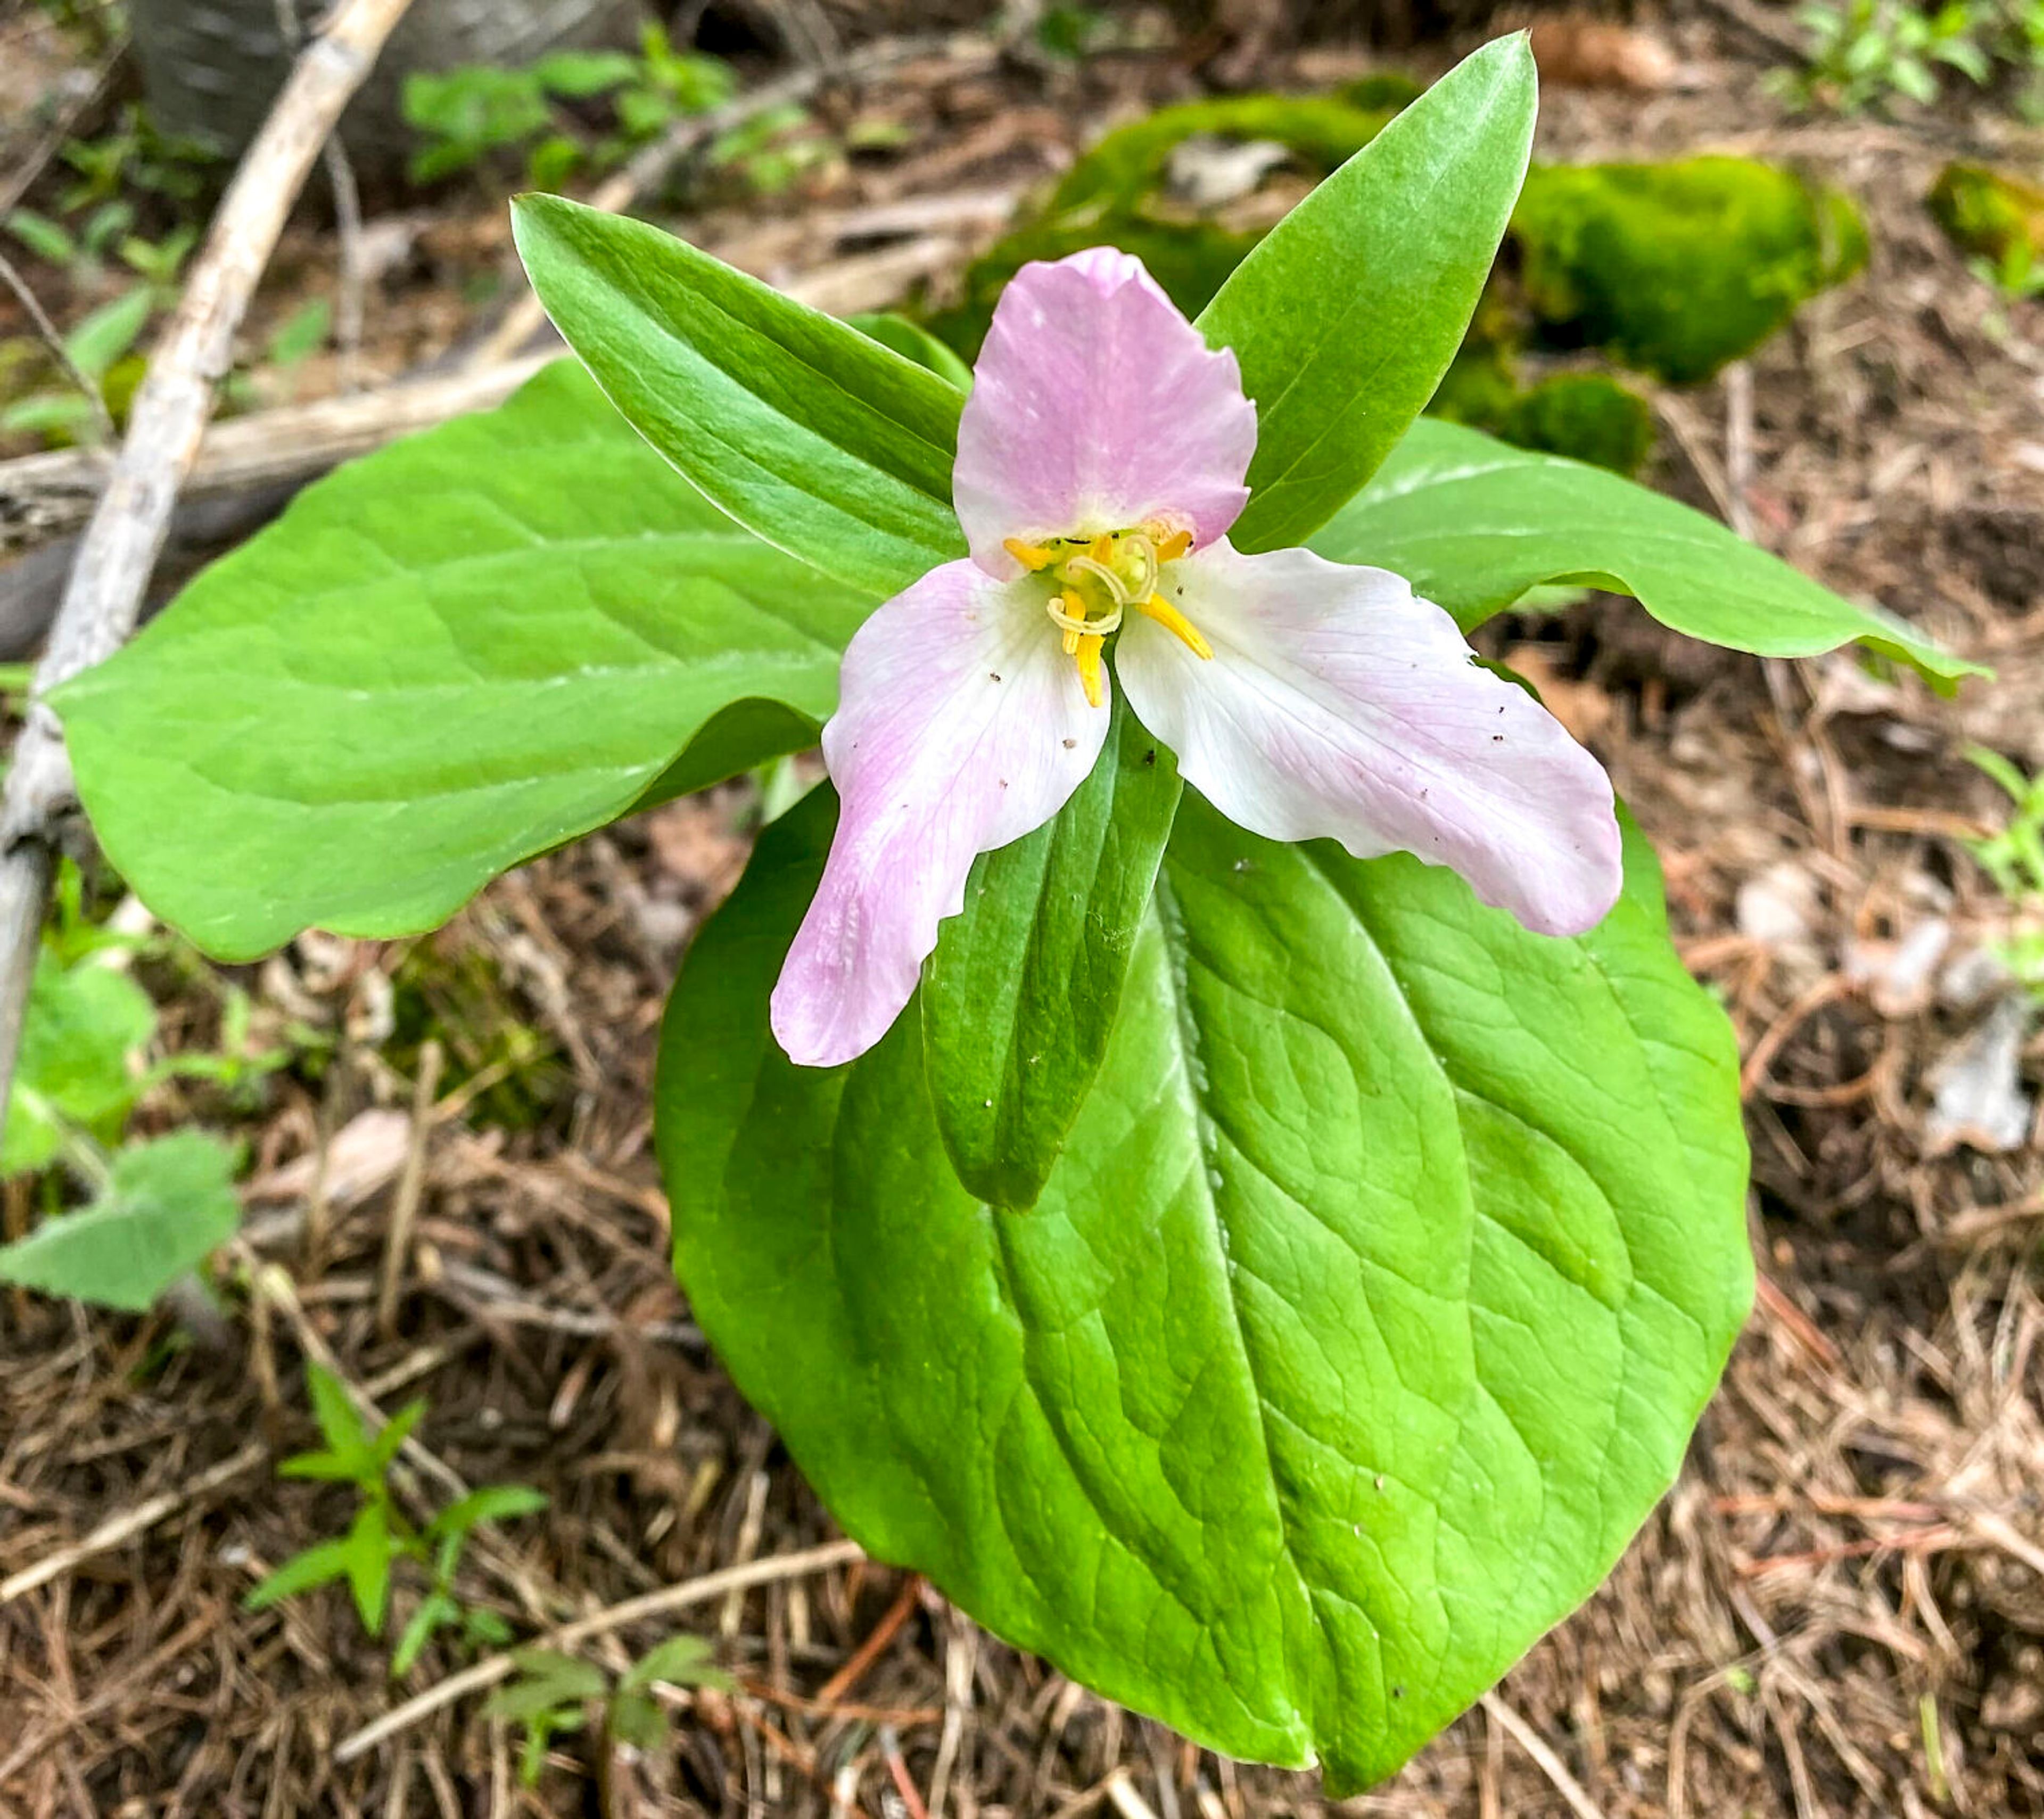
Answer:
top-left (1116, 542), bottom-right (1623, 936)
top-left (772, 560), bottom-right (1111, 1067)
top-left (953, 249), bottom-right (1258, 573)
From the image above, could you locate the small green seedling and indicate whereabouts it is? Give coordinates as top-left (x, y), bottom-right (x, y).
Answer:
top-left (245, 1367), bottom-right (547, 1657)
top-left (0, 859), bottom-right (312, 1310)
top-left (487, 1633), bottom-right (732, 1784)
top-left (403, 28), bottom-right (740, 192)
top-left (1967, 746), bottom-right (2044, 900)
top-left (1966, 746), bottom-right (2044, 992)
top-left (1775, 0), bottom-right (2044, 111)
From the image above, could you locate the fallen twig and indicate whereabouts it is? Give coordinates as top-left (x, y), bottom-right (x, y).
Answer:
top-left (333, 1536), bottom-right (866, 1763)
top-left (0, 354), bottom-right (550, 547)
top-left (0, 0), bottom-right (422, 1136)
top-left (0, 246), bottom-right (117, 445)
top-left (815, 1571), bottom-right (924, 1705)
top-left (0, 34), bottom-right (129, 222)
top-left (375, 1038), bottom-right (441, 1339)
top-left (0, 1439), bottom-right (268, 1608)
top-left (468, 30), bottom-right (998, 367)
top-left (1481, 1692), bottom-right (1609, 1819)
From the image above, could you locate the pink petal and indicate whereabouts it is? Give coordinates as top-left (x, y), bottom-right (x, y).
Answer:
top-left (1116, 544), bottom-right (1623, 936)
top-left (772, 559), bottom-right (1110, 1067)
top-left (953, 248), bottom-right (1258, 573)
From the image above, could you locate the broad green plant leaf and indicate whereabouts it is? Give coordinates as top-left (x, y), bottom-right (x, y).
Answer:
top-left (58, 362), bottom-right (874, 961)
top-left (1313, 415), bottom-right (1980, 687)
top-left (2, 951), bottom-right (155, 1175)
top-left (922, 689), bottom-right (1182, 1207)
top-left (1201, 36), bottom-right (1538, 554)
top-left (658, 787), bottom-right (1752, 1790)
top-left (0, 1130), bottom-right (240, 1311)
top-left (513, 193), bottom-right (967, 596)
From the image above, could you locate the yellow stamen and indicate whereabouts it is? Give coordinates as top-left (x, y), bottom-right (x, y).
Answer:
top-left (1076, 634), bottom-right (1105, 708)
top-left (1003, 537), bottom-right (1059, 572)
top-left (1090, 533), bottom-right (1113, 564)
top-left (1061, 588), bottom-right (1085, 656)
top-left (1138, 592), bottom-right (1213, 660)
top-left (1155, 527), bottom-right (1193, 563)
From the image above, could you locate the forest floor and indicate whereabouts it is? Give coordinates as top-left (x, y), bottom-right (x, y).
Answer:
top-left (1, 4), bottom-right (2042, 1815)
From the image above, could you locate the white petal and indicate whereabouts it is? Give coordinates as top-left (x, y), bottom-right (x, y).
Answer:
top-left (1116, 543), bottom-right (1623, 935)
top-left (953, 249), bottom-right (1257, 572)
top-left (772, 559), bottom-right (1111, 1067)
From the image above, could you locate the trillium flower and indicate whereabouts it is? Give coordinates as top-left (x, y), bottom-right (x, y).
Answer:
top-left (772, 247), bottom-right (1624, 1068)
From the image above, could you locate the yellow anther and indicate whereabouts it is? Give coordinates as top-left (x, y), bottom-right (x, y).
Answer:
top-left (1139, 592), bottom-right (1213, 660)
top-left (1003, 537), bottom-right (1059, 572)
top-left (1155, 527), bottom-right (1193, 563)
top-left (1090, 533), bottom-right (1113, 564)
top-left (1061, 588), bottom-right (1086, 656)
top-left (1076, 634), bottom-right (1106, 709)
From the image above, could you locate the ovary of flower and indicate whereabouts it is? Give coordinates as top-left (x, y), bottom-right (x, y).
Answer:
top-left (1004, 526), bottom-right (1213, 705)
top-left (769, 245), bottom-right (1626, 1069)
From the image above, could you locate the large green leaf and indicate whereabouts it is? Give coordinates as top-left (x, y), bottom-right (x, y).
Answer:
top-left (659, 787), bottom-right (1752, 1791)
top-left (58, 362), bottom-right (873, 961)
top-left (1314, 415), bottom-right (1981, 687)
top-left (513, 194), bottom-right (967, 597)
top-left (1202, 36), bottom-right (1537, 555)
top-left (922, 688), bottom-right (1182, 1208)
top-left (0, 1130), bottom-right (241, 1311)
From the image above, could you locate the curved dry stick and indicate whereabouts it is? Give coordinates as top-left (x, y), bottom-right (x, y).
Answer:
top-left (333, 1537), bottom-right (867, 1763)
top-left (0, 0), bottom-right (421, 1127)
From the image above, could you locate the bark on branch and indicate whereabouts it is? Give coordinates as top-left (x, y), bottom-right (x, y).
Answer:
top-left (0, 0), bottom-right (422, 1129)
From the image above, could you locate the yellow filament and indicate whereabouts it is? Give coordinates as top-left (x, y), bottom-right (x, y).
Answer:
top-left (1003, 537), bottom-right (1059, 572)
top-left (1138, 592), bottom-right (1213, 660)
top-left (1154, 527), bottom-right (1193, 563)
top-left (1076, 634), bottom-right (1105, 708)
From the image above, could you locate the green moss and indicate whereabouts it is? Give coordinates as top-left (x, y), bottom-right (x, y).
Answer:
top-left (1338, 72), bottom-right (1424, 113)
top-left (925, 95), bottom-right (1393, 357)
top-left (1044, 94), bottom-right (1392, 215)
top-left (389, 936), bottom-right (566, 1133)
top-left (1511, 157), bottom-right (1868, 383)
top-left (1927, 161), bottom-right (2044, 265)
top-left (1497, 373), bottom-right (1656, 475)
top-left (1427, 341), bottom-right (1522, 430)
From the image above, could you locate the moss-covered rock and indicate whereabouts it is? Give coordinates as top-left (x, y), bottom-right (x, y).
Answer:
top-left (925, 95), bottom-right (1395, 356)
top-left (921, 100), bottom-right (1845, 474)
top-left (1496, 373), bottom-right (1657, 475)
top-left (1927, 162), bottom-right (2044, 267)
top-left (1511, 157), bottom-right (1868, 383)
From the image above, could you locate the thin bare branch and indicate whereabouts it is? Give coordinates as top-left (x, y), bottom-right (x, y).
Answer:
top-left (0, 0), bottom-right (422, 1135)
top-left (0, 247), bottom-right (117, 445)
